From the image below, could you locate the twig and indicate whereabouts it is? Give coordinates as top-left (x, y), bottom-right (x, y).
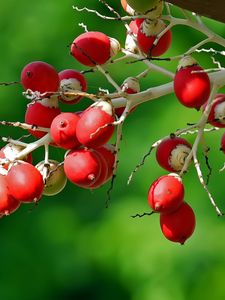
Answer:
top-left (131, 211), bottom-right (154, 218)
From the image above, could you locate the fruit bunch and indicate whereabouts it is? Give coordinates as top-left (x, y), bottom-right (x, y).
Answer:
top-left (1, 0), bottom-right (225, 245)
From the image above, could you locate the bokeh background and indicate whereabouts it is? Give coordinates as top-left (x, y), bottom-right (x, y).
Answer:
top-left (1, 1), bottom-right (225, 299)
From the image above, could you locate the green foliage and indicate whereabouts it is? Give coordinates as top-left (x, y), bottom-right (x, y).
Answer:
top-left (1, 1), bottom-right (225, 299)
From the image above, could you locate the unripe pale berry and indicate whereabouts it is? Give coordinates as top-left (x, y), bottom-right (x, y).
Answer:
top-left (0, 174), bottom-right (20, 216)
top-left (126, 0), bottom-right (161, 14)
top-left (156, 136), bottom-right (192, 172)
top-left (160, 202), bottom-right (196, 244)
top-left (64, 149), bottom-right (102, 188)
top-left (58, 69), bottom-right (87, 104)
top-left (137, 19), bottom-right (172, 57)
top-left (25, 97), bottom-right (61, 138)
top-left (76, 100), bottom-right (115, 148)
top-left (174, 56), bottom-right (211, 109)
top-left (205, 94), bottom-right (225, 127)
top-left (148, 173), bottom-right (184, 214)
top-left (71, 32), bottom-right (120, 67)
top-left (36, 160), bottom-right (67, 196)
top-left (7, 161), bottom-right (44, 203)
top-left (21, 61), bottom-right (59, 94)
top-left (50, 112), bottom-right (81, 149)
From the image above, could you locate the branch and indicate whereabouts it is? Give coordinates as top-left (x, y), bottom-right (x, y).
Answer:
top-left (168, 0), bottom-right (225, 23)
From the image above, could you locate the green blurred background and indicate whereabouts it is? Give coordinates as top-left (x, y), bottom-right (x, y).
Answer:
top-left (1, 1), bottom-right (225, 299)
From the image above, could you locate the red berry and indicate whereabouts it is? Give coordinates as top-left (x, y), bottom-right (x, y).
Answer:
top-left (0, 174), bottom-right (20, 216)
top-left (156, 136), bottom-right (192, 172)
top-left (137, 19), bottom-right (172, 57)
top-left (95, 144), bottom-right (116, 182)
top-left (174, 56), bottom-right (211, 109)
top-left (71, 32), bottom-right (120, 67)
top-left (76, 100), bottom-right (115, 148)
top-left (129, 19), bottom-right (144, 35)
top-left (7, 161), bottom-right (44, 203)
top-left (89, 151), bottom-right (108, 189)
top-left (21, 61), bottom-right (59, 94)
top-left (125, 19), bottom-right (144, 53)
top-left (25, 98), bottom-right (61, 138)
top-left (64, 149), bottom-right (102, 188)
top-left (50, 112), bottom-right (81, 149)
top-left (205, 94), bottom-right (225, 127)
top-left (58, 69), bottom-right (87, 104)
top-left (160, 202), bottom-right (196, 244)
top-left (148, 174), bottom-right (184, 214)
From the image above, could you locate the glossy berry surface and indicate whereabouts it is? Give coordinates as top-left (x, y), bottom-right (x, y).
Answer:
top-left (160, 202), bottom-right (196, 244)
top-left (148, 174), bottom-right (184, 214)
top-left (64, 149), bottom-right (102, 188)
top-left (71, 31), bottom-right (111, 67)
top-left (50, 112), bottom-right (81, 149)
top-left (174, 65), bottom-right (211, 109)
top-left (137, 29), bottom-right (172, 57)
top-left (21, 61), bottom-right (60, 94)
top-left (25, 100), bottom-right (61, 138)
top-left (76, 101), bottom-right (115, 148)
top-left (0, 174), bottom-right (20, 216)
top-left (7, 161), bottom-right (44, 203)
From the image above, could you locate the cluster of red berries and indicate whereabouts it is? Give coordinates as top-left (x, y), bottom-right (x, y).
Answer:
top-left (1, 0), bottom-right (225, 246)
top-left (148, 174), bottom-right (195, 245)
top-left (144, 135), bottom-right (194, 244)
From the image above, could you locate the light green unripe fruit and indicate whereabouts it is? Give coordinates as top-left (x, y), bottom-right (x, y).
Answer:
top-left (36, 160), bottom-right (67, 196)
top-left (126, 0), bottom-right (160, 14)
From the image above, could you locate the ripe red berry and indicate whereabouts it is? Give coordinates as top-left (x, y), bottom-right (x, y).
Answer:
top-left (205, 94), bottom-right (225, 127)
top-left (89, 151), bottom-right (108, 189)
top-left (76, 100), bottom-right (115, 148)
top-left (148, 173), bottom-right (184, 214)
top-left (64, 149), bottom-right (102, 188)
top-left (21, 61), bottom-right (59, 94)
top-left (156, 136), bottom-right (192, 172)
top-left (0, 174), bottom-right (20, 216)
top-left (137, 19), bottom-right (172, 57)
top-left (95, 144), bottom-right (116, 182)
top-left (7, 161), bottom-right (44, 203)
top-left (174, 56), bottom-right (211, 109)
top-left (58, 69), bottom-right (87, 104)
top-left (160, 202), bottom-right (196, 244)
top-left (50, 112), bottom-right (81, 149)
top-left (71, 31), bottom-right (120, 67)
top-left (25, 97), bottom-right (61, 138)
